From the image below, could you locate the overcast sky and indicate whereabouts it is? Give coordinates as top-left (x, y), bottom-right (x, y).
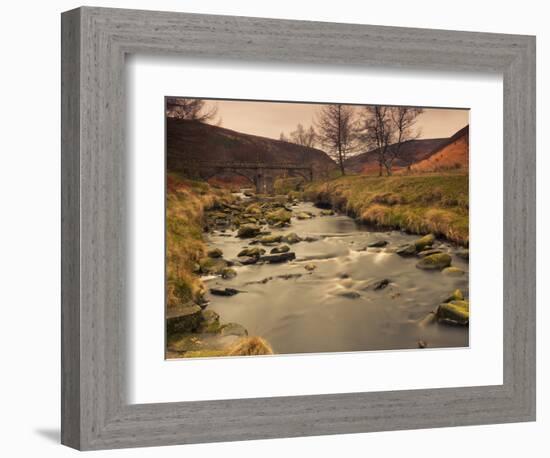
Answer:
top-left (199, 99), bottom-right (469, 141)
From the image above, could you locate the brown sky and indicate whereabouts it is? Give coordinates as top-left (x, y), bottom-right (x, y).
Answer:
top-left (201, 99), bottom-right (469, 141)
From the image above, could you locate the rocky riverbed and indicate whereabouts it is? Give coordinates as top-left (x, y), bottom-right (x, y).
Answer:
top-left (167, 191), bottom-right (469, 358)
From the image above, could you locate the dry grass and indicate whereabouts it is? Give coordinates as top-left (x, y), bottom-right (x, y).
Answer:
top-left (166, 174), bottom-right (233, 308)
top-left (305, 174), bottom-right (469, 245)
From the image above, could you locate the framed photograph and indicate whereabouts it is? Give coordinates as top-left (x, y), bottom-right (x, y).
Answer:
top-left (61, 6), bottom-right (536, 450)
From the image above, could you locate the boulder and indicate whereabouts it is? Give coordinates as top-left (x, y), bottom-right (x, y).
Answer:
top-left (266, 208), bottom-right (292, 226)
top-left (166, 305), bottom-right (203, 334)
top-left (245, 203), bottom-right (262, 215)
top-left (237, 224), bottom-right (261, 238)
top-left (282, 232), bottom-right (302, 244)
top-left (445, 289), bottom-right (464, 302)
top-left (257, 234), bottom-right (283, 245)
top-left (414, 233), bottom-right (436, 251)
top-left (372, 279), bottom-right (390, 290)
top-left (236, 256), bottom-right (259, 265)
top-left (259, 252), bottom-right (296, 264)
top-left (221, 267), bottom-right (237, 280)
top-left (198, 309), bottom-right (221, 333)
top-left (416, 253), bottom-right (452, 270)
top-left (304, 263), bottom-right (317, 272)
top-left (320, 209), bottom-right (335, 216)
top-left (396, 243), bottom-right (417, 256)
top-left (368, 240), bottom-right (388, 248)
top-left (210, 287), bottom-right (241, 296)
top-left (436, 300), bottom-right (469, 325)
top-left (238, 247), bottom-right (265, 258)
top-left (198, 257), bottom-right (228, 275)
top-left (442, 266), bottom-right (466, 276)
top-left (417, 248), bottom-right (444, 258)
top-left (270, 245), bottom-right (290, 254)
top-left (207, 248), bottom-right (223, 258)
top-left (296, 211), bottom-right (314, 220)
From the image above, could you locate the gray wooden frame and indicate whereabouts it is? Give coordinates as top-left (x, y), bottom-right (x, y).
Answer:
top-left (61, 6), bottom-right (536, 451)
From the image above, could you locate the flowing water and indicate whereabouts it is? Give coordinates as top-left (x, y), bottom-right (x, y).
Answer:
top-left (205, 201), bottom-right (469, 355)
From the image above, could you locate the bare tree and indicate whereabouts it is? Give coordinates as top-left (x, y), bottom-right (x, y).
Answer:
top-left (359, 106), bottom-right (423, 176)
top-left (315, 104), bottom-right (359, 175)
top-left (279, 132), bottom-right (289, 142)
top-left (166, 97), bottom-right (218, 123)
top-left (289, 124), bottom-right (317, 148)
top-left (360, 106), bottom-right (391, 176)
top-left (387, 107), bottom-right (423, 173)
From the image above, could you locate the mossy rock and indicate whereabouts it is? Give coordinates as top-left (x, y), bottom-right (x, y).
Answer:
top-left (270, 245), bottom-right (290, 254)
top-left (237, 256), bottom-right (259, 265)
top-left (295, 211), bottom-right (314, 220)
top-left (207, 248), bottom-right (223, 258)
top-left (238, 247), bottom-right (265, 258)
top-left (221, 267), bottom-right (237, 280)
top-left (245, 203), bottom-right (262, 215)
top-left (266, 208), bottom-right (292, 225)
top-left (282, 232), bottom-right (302, 244)
top-left (414, 233), bottom-right (436, 251)
top-left (198, 256), bottom-right (228, 275)
top-left (258, 234), bottom-right (283, 245)
top-left (396, 243), bottom-right (417, 256)
top-left (445, 289), bottom-right (464, 302)
top-left (237, 224), bottom-right (261, 238)
top-left (416, 253), bottom-right (452, 270)
top-left (417, 248), bottom-right (444, 258)
top-left (442, 266), bottom-right (466, 276)
top-left (198, 310), bottom-right (221, 333)
top-left (166, 305), bottom-right (203, 334)
top-left (320, 209), bottom-right (335, 216)
top-left (436, 300), bottom-right (469, 325)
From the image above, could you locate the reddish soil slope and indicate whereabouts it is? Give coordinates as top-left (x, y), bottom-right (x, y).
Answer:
top-left (409, 125), bottom-right (469, 173)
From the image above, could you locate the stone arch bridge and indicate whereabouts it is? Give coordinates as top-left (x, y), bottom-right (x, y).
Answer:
top-left (184, 161), bottom-right (314, 194)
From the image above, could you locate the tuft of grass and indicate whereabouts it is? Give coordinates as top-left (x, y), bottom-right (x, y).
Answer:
top-left (304, 174), bottom-right (469, 245)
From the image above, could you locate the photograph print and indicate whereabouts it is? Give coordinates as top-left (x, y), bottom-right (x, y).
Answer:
top-left (165, 97), bottom-right (470, 359)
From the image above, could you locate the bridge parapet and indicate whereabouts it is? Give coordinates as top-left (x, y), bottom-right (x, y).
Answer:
top-left (179, 160), bottom-right (314, 193)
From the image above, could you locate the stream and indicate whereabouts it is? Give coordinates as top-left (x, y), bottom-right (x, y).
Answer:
top-left (204, 200), bottom-right (469, 355)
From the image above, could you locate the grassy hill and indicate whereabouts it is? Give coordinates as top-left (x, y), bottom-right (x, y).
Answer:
top-left (304, 174), bottom-right (469, 245)
top-left (167, 118), bottom-right (336, 179)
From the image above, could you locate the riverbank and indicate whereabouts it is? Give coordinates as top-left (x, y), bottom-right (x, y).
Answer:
top-left (303, 174), bottom-right (469, 246)
top-left (166, 174), bottom-right (230, 310)
top-left (166, 175), bottom-right (278, 358)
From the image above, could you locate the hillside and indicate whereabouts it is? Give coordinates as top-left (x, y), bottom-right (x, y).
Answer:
top-left (167, 118), bottom-right (336, 179)
top-left (344, 138), bottom-right (448, 174)
top-left (409, 125), bottom-right (469, 173)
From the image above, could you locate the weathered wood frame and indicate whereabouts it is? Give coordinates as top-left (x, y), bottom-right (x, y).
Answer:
top-left (61, 6), bottom-right (536, 450)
